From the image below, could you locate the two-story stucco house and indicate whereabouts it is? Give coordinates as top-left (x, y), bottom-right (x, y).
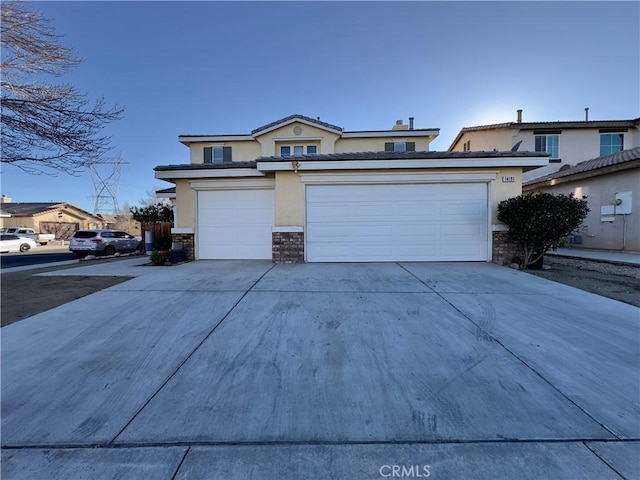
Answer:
top-left (448, 110), bottom-right (640, 182)
top-left (154, 114), bottom-right (548, 264)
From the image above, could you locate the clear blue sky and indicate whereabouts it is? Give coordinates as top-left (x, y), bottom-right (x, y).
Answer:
top-left (3, 1), bottom-right (639, 213)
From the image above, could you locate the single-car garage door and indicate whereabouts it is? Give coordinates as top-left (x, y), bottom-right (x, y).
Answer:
top-left (197, 189), bottom-right (274, 259)
top-left (306, 183), bottom-right (488, 262)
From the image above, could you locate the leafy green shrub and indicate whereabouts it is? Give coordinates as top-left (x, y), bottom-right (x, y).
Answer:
top-left (150, 250), bottom-right (166, 266)
top-left (497, 192), bottom-right (589, 269)
top-left (130, 204), bottom-right (173, 223)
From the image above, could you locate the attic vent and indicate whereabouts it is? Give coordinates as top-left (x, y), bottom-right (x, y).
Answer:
top-left (293, 126), bottom-right (302, 136)
top-left (559, 164), bottom-right (571, 171)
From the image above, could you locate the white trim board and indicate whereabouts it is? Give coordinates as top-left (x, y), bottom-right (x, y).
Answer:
top-left (190, 178), bottom-right (275, 190)
top-left (156, 168), bottom-right (266, 180)
top-left (299, 172), bottom-right (498, 185)
top-left (257, 157), bottom-right (549, 172)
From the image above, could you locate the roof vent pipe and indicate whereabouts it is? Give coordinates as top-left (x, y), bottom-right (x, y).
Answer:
top-left (409, 117), bottom-right (414, 130)
top-left (585, 107), bottom-right (589, 121)
top-left (517, 109), bottom-right (523, 123)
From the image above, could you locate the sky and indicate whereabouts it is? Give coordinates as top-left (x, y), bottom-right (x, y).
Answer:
top-left (2, 1), bottom-right (639, 213)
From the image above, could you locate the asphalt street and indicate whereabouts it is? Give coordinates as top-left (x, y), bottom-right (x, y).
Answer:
top-left (0, 245), bottom-right (75, 269)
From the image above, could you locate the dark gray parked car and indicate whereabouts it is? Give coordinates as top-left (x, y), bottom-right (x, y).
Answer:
top-left (69, 229), bottom-right (143, 258)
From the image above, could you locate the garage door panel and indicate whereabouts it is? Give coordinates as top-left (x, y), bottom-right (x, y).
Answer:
top-left (306, 183), bottom-right (488, 262)
top-left (197, 189), bottom-right (274, 260)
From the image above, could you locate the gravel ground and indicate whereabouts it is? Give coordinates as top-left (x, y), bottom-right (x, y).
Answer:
top-left (527, 255), bottom-right (640, 308)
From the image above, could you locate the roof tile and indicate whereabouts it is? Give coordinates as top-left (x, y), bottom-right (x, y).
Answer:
top-left (523, 147), bottom-right (640, 186)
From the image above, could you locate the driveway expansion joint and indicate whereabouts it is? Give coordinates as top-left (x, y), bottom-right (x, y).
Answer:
top-left (170, 446), bottom-right (191, 480)
top-left (2, 437), bottom-right (633, 451)
top-left (582, 441), bottom-right (628, 480)
top-left (108, 263), bottom-right (278, 445)
top-left (396, 263), bottom-right (622, 441)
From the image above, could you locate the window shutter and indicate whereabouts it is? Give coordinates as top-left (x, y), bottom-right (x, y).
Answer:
top-left (385, 142), bottom-right (394, 152)
top-left (223, 146), bottom-right (232, 163)
top-left (204, 147), bottom-right (212, 163)
top-left (406, 142), bottom-right (415, 152)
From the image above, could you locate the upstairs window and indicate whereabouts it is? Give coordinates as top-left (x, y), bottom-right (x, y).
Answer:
top-left (279, 145), bottom-right (318, 157)
top-left (463, 140), bottom-right (471, 152)
top-left (535, 135), bottom-right (559, 159)
top-left (204, 146), bottom-right (232, 164)
top-left (385, 142), bottom-right (416, 152)
top-left (600, 133), bottom-right (624, 156)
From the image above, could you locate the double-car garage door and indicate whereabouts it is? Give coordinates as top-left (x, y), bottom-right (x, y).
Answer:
top-left (197, 183), bottom-right (488, 262)
top-left (306, 183), bottom-right (488, 262)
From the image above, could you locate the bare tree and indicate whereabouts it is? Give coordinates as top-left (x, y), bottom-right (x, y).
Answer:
top-left (1, 1), bottom-right (124, 175)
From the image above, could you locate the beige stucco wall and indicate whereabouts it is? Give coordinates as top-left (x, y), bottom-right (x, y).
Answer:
top-left (525, 169), bottom-right (640, 251)
top-left (450, 130), bottom-right (514, 152)
top-left (255, 123), bottom-right (340, 156)
top-left (490, 167), bottom-right (523, 225)
top-left (275, 172), bottom-right (304, 226)
top-left (270, 167), bottom-right (524, 230)
top-left (335, 137), bottom-right (432, 153)
top-left (188, 141), bottom-right (261, 163)
top-left (175, 179), bottom-right (195, 228)
top-left (2, 209), bottom-right (100, 230)
top-left (513, 129), bottom-right (599, 166)
top-left (455, 126), bottom-right (640, 166)
top-left (35, 210), bottom-right (100, 229)
top-left (2, 217), bottom-right (36, 229)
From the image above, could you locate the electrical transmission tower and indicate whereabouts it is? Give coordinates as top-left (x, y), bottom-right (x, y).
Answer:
top-left (89, 156), bottom-right (127, 215)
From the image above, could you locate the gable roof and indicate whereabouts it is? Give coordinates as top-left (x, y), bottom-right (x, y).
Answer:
top-left (449, 118), bottom-right (640, 151)
top-left (251, 114), bottom-right (343, 135)
top-left (0, 202), bottom-right (103, 220)
top-left (523, 147), bottom-right (640, 187)
top-left (0, 202), bottom-right (66, 216)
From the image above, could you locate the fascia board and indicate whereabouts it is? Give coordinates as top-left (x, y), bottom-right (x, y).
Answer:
top-left (340, 130), bottom-right (439, 138)
top-left (155, 192), bottom-right (176, 199)
top-left (155, 168), bottom-right (265, 180)
top-left (299, 172), bottom-right (499, 185)
top-left (257, 157), bottom-right (549, 172)
top-left (179, 135), bottom-right (254, 145)
top-left (190, 178), bottom-right (275, 190)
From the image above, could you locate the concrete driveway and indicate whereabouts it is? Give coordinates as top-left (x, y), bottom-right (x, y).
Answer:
top-left (2, 259), bottom-right (639, 479)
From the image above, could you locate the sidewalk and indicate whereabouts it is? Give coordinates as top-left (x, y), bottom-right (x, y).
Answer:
top-left (547, 248), bottom-right (640, 266)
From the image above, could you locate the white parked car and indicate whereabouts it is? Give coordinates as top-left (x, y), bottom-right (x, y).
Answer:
top-left (0, 234), bottom-right (38, 253)
top-left (69, 229), bottom-right (144, 258)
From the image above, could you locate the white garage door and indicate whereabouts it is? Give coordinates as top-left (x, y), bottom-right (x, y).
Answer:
top-left (306, 183), bottom-right (488, 262)
top-left (197, 189), bottom-right (274, 259)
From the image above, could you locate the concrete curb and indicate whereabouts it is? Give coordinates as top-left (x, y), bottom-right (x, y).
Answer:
top-left (0, 260), bottom-right (80, 274)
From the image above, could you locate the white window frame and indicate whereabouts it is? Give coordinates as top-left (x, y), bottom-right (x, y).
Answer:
top-left (279, 145), bottom-right (319, 157)
top-left (535, 135), bottom-right (559, 159)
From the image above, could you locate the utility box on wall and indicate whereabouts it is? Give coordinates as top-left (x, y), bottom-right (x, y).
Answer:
top-left (615, 191), bottom-right (632, 215)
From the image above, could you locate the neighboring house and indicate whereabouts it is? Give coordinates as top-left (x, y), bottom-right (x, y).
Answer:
top-left (523, 147), bottom-right (640, 252)
top-left (154, 114), bottom-right (548, 264)
top-left (449, 110), bottom-right (640, 182)
top-left (96, 213), bottom-right (142, 237)
top-left (0, 202), bottom-right (105, 239)
top-left (0, 209), bottom-right (10, 229)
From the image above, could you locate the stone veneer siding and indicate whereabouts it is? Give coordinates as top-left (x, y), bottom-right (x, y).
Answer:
top-left (171, 233), bottom-right (195, 261)
top-left (272, 231), bottom-right (304, 264)
top-left (492, 231), bottom-right (519, 265)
